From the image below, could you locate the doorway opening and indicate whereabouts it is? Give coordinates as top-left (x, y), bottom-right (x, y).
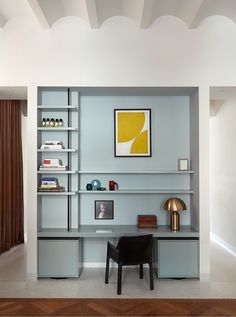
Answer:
top-left (0, 86), bottom-right (27, 281)
top-left (210, 86), bottom-right (236, 282)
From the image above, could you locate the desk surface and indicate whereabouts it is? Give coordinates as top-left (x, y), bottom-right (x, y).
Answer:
top-left (38, 225), bottom-right (199, 238)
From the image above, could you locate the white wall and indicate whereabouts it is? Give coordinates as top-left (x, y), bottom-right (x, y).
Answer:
top-left (2, 14), bottom-right (236, 279)
top-left (210, 94), bottom-right (236, 252)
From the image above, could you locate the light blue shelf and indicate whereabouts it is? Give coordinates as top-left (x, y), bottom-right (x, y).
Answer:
top-left (78, 189), bottom-right (194, 194)
top-left (37, 127), bottom-right (77, 131)
top-left (37, 149), bottom-right (77, 152)
top-left (79, 170), bottom-right (194, 174)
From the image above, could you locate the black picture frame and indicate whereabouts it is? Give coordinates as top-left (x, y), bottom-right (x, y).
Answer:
top-left (95, 200), bottom-right (114, 220)
top-left (114, 109), bottom-right (152, 157)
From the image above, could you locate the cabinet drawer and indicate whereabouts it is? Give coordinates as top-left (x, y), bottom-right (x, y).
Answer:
top-left (38, 239), bottom-right (81, 278)
top-left (157, 239), bottom-right (199, 278)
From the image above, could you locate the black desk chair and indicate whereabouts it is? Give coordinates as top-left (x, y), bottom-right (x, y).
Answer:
top-left (105, 234), bottom-right (154, 295)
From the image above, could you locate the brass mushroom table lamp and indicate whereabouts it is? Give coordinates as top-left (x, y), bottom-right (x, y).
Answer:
top-left (164, 197), bottom-right (186, 231)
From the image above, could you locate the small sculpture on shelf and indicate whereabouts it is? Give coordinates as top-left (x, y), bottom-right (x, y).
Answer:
top-left (86, 180), bottom-right (106, 191)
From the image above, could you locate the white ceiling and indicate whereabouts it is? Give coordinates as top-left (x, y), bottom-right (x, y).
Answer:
top-left (0, 0), bottom-right (236, 29)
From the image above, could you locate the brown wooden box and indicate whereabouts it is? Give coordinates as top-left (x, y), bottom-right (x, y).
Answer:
top-left (137, 215), bottom-right (157, 228)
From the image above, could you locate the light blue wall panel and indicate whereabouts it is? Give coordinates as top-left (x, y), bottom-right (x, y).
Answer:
top-left (80, 95), bottom-right (191, 227)
top-left (80, 96), bottom-right (190, 170)
top-left (80, 194), bottom-right (190, 225)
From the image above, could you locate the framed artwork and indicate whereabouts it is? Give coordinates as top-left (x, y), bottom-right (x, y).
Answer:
top-left (95, 200), bottom-right (114, 220)
top-left (114, 109), bottom-right (151, 157)
top-left (178, 159), bottom-right (189, 171)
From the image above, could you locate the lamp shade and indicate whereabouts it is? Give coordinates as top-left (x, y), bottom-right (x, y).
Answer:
top-left (164, 197), bottom-right (186, 212)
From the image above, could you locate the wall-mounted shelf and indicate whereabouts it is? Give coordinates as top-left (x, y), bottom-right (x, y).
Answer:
top-left (37, 170), bottom-right (78, 174)
top-left (79, 170), bottom-right (194, 174)
top-left (37, 149), bottom-right (77, 153)
top-left (37, 127), bottom-right (77, 131)
top-left (37, 191), bottom-right (78, 196)
top-left (37, 105), bottom-right (78, 111)
top-left (79, 189), bottom-right (194, 194)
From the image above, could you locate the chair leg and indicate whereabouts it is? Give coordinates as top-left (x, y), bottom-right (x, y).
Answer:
top-left (117, 265), bottom-right (122, 295)
top-left (105, 256), bottom-right (109, 284)
top-left (149, 262), bottom-right (154, 290)
top-left (139, 264), bottom-right (143, 279)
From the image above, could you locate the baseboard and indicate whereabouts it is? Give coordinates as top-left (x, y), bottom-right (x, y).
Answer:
top-left (26, 272), bottom-right (37, 281)
top-left (83, 262), bottom-right (149, 268)
top-left (83, 262), bottom-right (106, 268)
top-left (211, 232), bottom-right (236, 257)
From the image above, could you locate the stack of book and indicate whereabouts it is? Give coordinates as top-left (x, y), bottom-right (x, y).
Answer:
top-left (39, 158), bottom-right (67, 171)
top-left (38, 177), bottom-right (65, 192)
top-left (40, 141), bottom-right (64, 150)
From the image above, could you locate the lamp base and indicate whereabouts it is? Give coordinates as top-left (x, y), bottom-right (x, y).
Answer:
top-left (170, 211), bottom-right (180, 231)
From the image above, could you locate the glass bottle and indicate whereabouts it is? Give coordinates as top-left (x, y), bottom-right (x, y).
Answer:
top-left (50, 118), bottom-right (55, 127)
top-left (42, 118), bottom-right (46, 127)
top-left (46, 118), bottom-right (50, 127)
top-left (59, 119), bottom-right (64, 127)
top-left (55, 118), bottom-right (59, 127)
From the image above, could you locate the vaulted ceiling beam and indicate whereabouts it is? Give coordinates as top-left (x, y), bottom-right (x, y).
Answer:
top-left (136, 0), bottom-right (155, 29)
top-left (0, 10), bottom-right (7, 28)
top-left (27, 0), bottom-right (50, 28)
top-left (84, 0), bottom-right (99, 29)
top-left (188, 0), bottom-right (205, 28)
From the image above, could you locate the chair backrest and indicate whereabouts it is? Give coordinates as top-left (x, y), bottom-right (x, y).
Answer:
top-left (116, 234), bottom-right (153, 265)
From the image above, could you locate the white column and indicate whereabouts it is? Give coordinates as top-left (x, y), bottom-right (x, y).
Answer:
top-left (199, 85), bottom-right (210, 280)
top-left (26, 85), bottom-right (38, 280)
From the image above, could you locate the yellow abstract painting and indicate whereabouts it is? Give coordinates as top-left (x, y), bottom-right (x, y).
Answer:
top-left (114, 109), bottom-right (151, 157)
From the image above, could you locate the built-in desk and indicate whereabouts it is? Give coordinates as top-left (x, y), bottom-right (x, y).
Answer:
top-left (37, 225), bottom-right (199, 278)
top-left (38, 225), bottom-right (199, 238)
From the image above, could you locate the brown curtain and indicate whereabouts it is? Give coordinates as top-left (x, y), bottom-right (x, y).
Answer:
top-left (0, 100), bottom-right (24, 254)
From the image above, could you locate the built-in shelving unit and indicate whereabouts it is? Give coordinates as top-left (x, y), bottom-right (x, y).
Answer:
top-left (37, 88), bottom-right (79, 232)
top-left (37, 86), bottom-right (200, 279)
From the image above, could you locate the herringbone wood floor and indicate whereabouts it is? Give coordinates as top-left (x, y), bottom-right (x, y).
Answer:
top-left (0, 299), bottom-right (236, 316)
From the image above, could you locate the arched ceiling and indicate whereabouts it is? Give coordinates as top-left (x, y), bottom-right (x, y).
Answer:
top-left (0, 0), bottom-right (236, 29)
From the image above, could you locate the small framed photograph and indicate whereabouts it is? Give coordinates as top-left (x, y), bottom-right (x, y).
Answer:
top-left (114, 109), bottom-right (151, 157)
top-left (178, 159), bottom-right (189, 171)
top-left (95, 200), bottom-right (114, 220)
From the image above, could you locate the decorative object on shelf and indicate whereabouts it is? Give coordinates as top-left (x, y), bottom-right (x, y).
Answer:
top-left (109, 180), bottom-right (118, 191)
top-left (91, 179), bottom-right (101, 190)
top-left (137, 215), bottom-right (157, 228)
top-left (50, 118), bottom-right (55, 127)
top-left (114, 109), bottom-right (151, 157)
top-left (42, 118), bottom-right (46, 127)
top-left (40, 141), bottom-right (64, 150)
top-left (38, 177), bottom-right (65, 192)
top-left (41, 118), bottom-right (64, 127)
top-left (95, 200), bottom-right (114, 220)
top-left (59, 118), bottom-right (64, 127)
top-left (97, 187), bottom-right (106, 191)
top-left (39, 158), bottom-right (67, 171)
top-left (163, 197), bottom-right (186, 231)
top-left (86, 183), bottom-right (92, 190)
top-left (178, 159), bottom-right (189, 171)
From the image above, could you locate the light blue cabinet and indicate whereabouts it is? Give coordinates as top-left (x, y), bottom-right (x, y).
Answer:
top-left (38, 239), bottom-right (82, 277)
top-left (156, 239), bottom-right (199, 278)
